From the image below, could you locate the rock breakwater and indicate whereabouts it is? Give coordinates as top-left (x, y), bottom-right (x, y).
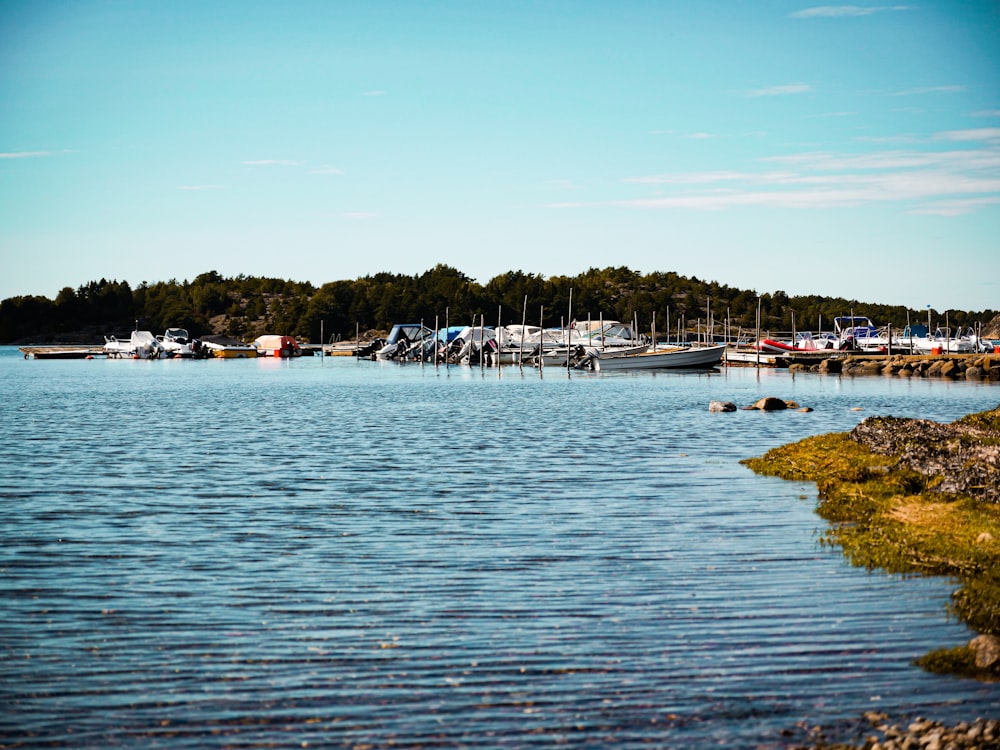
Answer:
top-left (788, 354), bottom-right (1000, 380)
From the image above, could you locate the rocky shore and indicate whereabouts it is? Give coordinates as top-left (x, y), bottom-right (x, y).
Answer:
top-left (786, 353), bottom-right (1000, 380)
top-left (794, 713), bottom-right (1000, 749)
top-left (743, 405), bottom-right (1000, 748)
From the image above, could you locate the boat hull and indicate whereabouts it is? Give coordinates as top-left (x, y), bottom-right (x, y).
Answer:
top-left (586, 345), bottom-right (725, 371)
top-left (210, 348), bottom-right (258, 359)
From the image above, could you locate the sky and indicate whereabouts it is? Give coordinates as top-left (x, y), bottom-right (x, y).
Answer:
top-left (1, 1), bottom-right (998, 314)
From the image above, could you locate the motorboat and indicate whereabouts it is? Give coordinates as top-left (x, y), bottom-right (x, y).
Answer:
top-left (104, 330), bottom-right (166, 359)
top-left (200, 334), bottom-right (258, 358)
top-left (375, 323), bottom-right (436, 360)
top-left (833, 316), bottom-right (892, 351)
top-left (253, 334), bottom-right (301, 357)
top-left (447, 325), bottom-right (498, 364)
top-left (911, 327), bottom-right (978, 355)
top-left (158, 327), bottom-right (198, 358)
top-left (575, 344), bottom-right (726, 371)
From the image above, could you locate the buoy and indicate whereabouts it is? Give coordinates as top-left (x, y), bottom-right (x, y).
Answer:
top-left (85, 355), bottom-right (93, 360)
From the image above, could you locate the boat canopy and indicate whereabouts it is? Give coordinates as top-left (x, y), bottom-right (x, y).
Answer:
top-left (386, 323), bottom-right (434, 344)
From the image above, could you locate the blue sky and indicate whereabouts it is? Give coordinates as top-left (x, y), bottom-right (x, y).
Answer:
top-left (2, 1), bottom-right (998, 313)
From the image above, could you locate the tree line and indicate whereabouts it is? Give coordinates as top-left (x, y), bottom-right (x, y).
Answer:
top-left (1, 265), bottom-right (993, 344)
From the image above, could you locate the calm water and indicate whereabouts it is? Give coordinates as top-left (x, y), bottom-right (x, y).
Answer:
top-left (2, 346), bottom-right (998, 748)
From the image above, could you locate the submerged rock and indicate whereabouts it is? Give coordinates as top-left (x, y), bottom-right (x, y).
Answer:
top-left (708, 400), bottom-right (737, 412)
top-left (749, 396), bottom-right (788, 411)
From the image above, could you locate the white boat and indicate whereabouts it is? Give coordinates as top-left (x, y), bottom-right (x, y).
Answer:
top-left (833, 316), bottom-right (892, 351)
top-left (911, 327), bottom-right (977, 355)
top-left (103, 330), bottom-right (166, 359)
top-left (576, 344), bottom-right (726, 371)
top-left (448, 325), bottom-right (499, 364)
top-left (158, 328), bottom-right (198, 358)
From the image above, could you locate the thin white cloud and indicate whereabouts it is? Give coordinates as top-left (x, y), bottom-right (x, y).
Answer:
top-left (310, 166), bottom-right (345, 175)
top-left (935, 128), bottom-right (1000, 143)
top-left (808, 111), bottom-right (857, 119)
top-left (363, 90), bottom-right (386, 97)
top-left (566, 129), bottom-right (1000, 216)
top-left (746, 84), bottom-right (813, 98)
top-left (791, 5), bottom-right (913, 18)
top-left (544, 179), bottom-right (582, 190)
top-left (241, 159), bottom-right (304, 166)
top-left (0, 150), bottom-right (52, 159)
top-left (910, 197), bottom-right (1000, 216)
top-left (891, 85), bottom-right (965, 96)
top-left (972, 110), bottom-right (1000, 118)
top-left (686, 132), bottom-right (715, 140)
top-left (626, 171), bottom-right (753, 185)
top-left (177, 185), bottom-right (225, 191)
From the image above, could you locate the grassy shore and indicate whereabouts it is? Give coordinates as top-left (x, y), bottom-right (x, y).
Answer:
top-left (742, 405), bottom-right (1000, 679)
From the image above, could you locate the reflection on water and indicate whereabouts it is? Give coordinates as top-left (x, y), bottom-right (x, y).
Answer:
top-left (1, 350), bottom-right (997, 748)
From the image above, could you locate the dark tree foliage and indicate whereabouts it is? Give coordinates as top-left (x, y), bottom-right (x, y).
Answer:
top-left (1, 267), bottom-right (994, 343)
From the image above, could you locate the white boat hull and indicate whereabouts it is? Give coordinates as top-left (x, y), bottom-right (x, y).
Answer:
top-left (582, 345), bottom-right (725, 371)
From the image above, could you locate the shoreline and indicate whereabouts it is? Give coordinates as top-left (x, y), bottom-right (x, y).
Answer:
top-left (744, 405), bottom-right (1000, 747)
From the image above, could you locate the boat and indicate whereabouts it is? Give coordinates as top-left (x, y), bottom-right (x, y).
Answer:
top-left (575, 344), bottom-right (726, 371)
top-left (374, 323), bottom-right (436, 360)
top-left (200, 334), bottom-right (258, 358)
top-left (833, 316), bottom-right (898, 352)
top-left (253, 334), bottom-right (301, 357)
top-left (755, 331), bottom-right (841, 354)
top-left (103, 330), bottom-right (166, 359)
top-left (158, 328), bottom-right (199, 358)
top-left (911, 327), bottom-right (978, 355)
top-left (447, 325), bottom-right (499, 364)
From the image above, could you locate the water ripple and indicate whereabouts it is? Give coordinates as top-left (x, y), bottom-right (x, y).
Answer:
top-left (1, 350), bottom-right (997, 747)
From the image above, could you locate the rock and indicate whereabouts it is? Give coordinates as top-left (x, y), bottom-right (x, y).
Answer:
top-left (795, 715), bottom-right (1000, 750)
top-left (969, 634), bottom-right (1000, 669)
top-left (848, 411), bottom-right (1000, 503)
top-left (783, 400), bottom-right (800, 409)
top-left (750, 396), bottom-right (788, 411)
top-left (708, 400), bottom-right (737, 412)
top-left (797, 406), bottom-right (813, 412)
top-left (939, 360), bottom-right (959, 378)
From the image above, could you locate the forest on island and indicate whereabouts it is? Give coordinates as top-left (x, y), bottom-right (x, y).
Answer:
top-left (1, 265), bottom-right (994, 344)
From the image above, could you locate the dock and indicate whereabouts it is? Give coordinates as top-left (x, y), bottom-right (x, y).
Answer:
top-left (19, 346), bottom-right (105, 359)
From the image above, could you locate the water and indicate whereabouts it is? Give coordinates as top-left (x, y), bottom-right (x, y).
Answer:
top-left (1, 347), bottom-right (997, 748)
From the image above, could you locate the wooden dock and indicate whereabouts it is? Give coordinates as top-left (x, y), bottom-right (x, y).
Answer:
top-left (19, 346), bottom-right (105, 359)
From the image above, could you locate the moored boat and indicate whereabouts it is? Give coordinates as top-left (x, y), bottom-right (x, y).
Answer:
top-left (104, 330), bottom-right (166, 359)
top-left (375, 323), bottom-right (436, 361)
top-left (159, 328), bottom-right (199, 358)
top-left (576, 344), bottom-right (725, 371)
top-left (253, 334), bottom-right (301, 357)
top-left (200, 334), bottom-right (258, 358)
